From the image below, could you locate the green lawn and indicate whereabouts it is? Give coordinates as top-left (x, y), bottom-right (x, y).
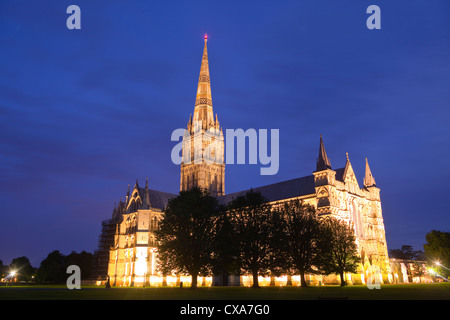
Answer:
top-left (0, 283), bottom-right (449, 300)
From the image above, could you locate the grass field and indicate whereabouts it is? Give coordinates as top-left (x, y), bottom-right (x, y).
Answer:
top-left (0, 283), bottom-right (449, 300)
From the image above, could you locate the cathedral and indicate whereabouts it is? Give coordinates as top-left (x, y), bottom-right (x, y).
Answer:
top-left (95, 36), bottom-right (394, 287)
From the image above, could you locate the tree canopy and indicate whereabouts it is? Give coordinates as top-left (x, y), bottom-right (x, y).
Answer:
top-left (316, 217), bottom-right (360, 286)
top-left (228, 189), bottom-right (272, 288)
top-left (279, 200), bottom-right (322, 287)
top-left (35, 250), bottom-right (66, 283)
top-left (9, 256), bottom-right (35, 282)
top-left (156, 187), bottom-right (220, 288)
top-left (423, 230), bottom-right (450, 278)
top-left (389, 245), bottom-right (425, 261)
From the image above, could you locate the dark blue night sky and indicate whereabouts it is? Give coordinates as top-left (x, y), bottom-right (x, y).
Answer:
top-left (1, 0), bottom-right (449, 267)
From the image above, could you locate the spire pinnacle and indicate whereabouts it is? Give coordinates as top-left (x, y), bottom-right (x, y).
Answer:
top-left (316, 135), bottom-right (331, 171)
top-left (364, 158), bottom-right (377, 187)
top-left (193, 35), bottom-right (214, 127)
top-left (125, 185), bottom-right (130, 205)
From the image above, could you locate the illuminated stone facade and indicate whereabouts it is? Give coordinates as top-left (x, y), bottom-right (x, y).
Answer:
top-left (389, 259), bottom-right (433, 284)
top-left (107, 179), bottom-right (164, 286)
top-left (218, 137), bottom-right (391, 286)
top-left (98, 37), bottom-right (393, 287)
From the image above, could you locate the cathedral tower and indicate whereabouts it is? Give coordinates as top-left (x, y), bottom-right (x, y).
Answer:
top-left (180, 35), bottom-right (225, 196)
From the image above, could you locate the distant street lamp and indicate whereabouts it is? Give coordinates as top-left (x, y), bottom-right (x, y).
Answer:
top-left (434, 260), bottom-right (449, 271)
top-left (9, 271), bottom-right (16, 287)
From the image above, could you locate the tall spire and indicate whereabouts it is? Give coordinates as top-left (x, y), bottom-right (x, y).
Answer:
top-left (180, 36), bottom-right (225, 197)
top-left (364, 158), bottom-right (377, 187)
top-left (193, 34), bottom-right (214, 127)
top-left (316, 135), bottom-right (331, 171)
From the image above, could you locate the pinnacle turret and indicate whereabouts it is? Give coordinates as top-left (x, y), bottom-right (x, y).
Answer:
top-left (316, 135), bottom-right (332, 171)
top-left (364, 158), bottom-right (377, 187)
top-left (143, 177), bottom-right (151, 209)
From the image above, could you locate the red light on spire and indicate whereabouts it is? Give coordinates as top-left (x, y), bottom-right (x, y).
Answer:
top-left (204, 33), bottom-right (208, 40)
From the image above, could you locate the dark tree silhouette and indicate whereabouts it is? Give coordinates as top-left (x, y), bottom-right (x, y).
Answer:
top-left (9, 256), bottom-right (35, 282)
top-left (228, 190), bottom-right (272, 288)
top-left (211, 208), bottom-right (240, 286)
top-left (156, 187), bottom-right (219, 288)
top-left (36, 250), bottom-right (66, 284)
top-left (389, 245), bottom-right (424, 261)
top-left (280, 200), bottom-right (321, 287)
top-left (65, 251), bottom-right (94, 280)
top-left (317, 217), bottom-right (360, 286)
top-left (423, 230), bottom-right (450, 278)
top-left (266, 203), bottom-right (290, 286)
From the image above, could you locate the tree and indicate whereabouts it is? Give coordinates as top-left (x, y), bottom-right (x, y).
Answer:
top-left (65, 251), bottom-right (94, 280)
top-left (317, 217), bottom-right (360, 286)
top-left (389, 245), bottom-right (424, 261)
top-left (156, 187), bottom-right (219, 288)
top-left (266, 203), bottom-right (290, 286)
top-left (211, 208), bottom-right (240, 286)
top-left (423, 230), bottom-right (450, 278)
top-left (36, 250), bottom-right (66, 284)
top-left (0, 260), bottom-right (8, 281)
top-left (411, 261), bottom-right (426, 282)
top-left (0, 260), bottom-right (7, 279)
top-left (9, 256), bottom-right (35, 282)
top-left (280, 200), bottom-right (321, 287)
top-left (228, 190), bottom-right (272, 288)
